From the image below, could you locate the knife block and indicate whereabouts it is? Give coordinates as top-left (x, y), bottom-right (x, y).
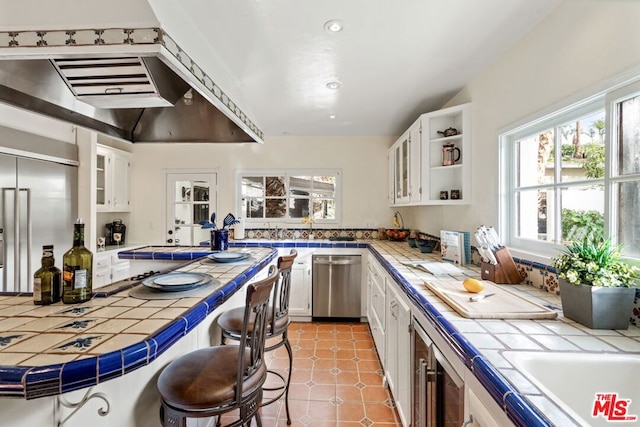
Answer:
top-left (480, 247), bottom-right (523, 284)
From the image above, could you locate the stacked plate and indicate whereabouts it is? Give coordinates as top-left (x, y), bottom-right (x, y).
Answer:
top-left (142, 272), bottom-right (213, 292)
top-left (207, 251), bottom-right (251, 263)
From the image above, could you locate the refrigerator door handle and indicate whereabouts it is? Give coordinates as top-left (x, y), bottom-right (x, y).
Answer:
top-left (21, 188), bottom-right (32, 290)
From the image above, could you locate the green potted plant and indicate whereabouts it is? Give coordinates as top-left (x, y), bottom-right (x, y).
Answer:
top-left (553, 237), bottom-right (639, 329)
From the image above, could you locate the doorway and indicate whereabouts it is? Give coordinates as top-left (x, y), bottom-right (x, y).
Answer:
top-left (165, 172), bottom-right (216, 246)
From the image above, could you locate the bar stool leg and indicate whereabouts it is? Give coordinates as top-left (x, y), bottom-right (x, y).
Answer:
top-left (283, 331), bottom-right (293, 425)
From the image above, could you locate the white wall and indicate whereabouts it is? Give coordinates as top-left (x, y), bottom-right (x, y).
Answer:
top-left (411, 0), bottom-right (640, 238)
top-left (127, 136), bottom-right (392, 245)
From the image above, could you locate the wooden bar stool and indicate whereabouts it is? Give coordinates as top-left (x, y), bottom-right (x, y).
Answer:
top-left (157, 266), bottom-right (279, 427)
top-left (217, 249), bottom-right (297, 425)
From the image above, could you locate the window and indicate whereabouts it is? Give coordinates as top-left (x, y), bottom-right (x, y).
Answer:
top-left (238, 170), bottom-right (341, 223)
top-left (501, 79), bottom-right (640, 259)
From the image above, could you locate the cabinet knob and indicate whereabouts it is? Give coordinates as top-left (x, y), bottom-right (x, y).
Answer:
top-left (167, 238), bottom-right (173, 244)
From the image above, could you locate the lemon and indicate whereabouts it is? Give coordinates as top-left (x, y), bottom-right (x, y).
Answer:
top-left (463, 278), bottom-right (485, 293)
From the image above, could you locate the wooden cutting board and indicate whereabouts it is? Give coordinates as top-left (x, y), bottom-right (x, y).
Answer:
top-left (423, 280), bottom-right (558, 319)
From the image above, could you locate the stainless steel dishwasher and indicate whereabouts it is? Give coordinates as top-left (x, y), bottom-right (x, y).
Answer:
top-left (312, 254), bottom-right (362, 319)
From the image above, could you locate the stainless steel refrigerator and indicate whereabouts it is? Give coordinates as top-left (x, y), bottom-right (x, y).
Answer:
top-left (0, 153), bottom-right (77, 293)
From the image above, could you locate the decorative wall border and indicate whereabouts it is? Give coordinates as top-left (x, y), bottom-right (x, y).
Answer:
top-left (0, 27), bottom-right (263, 141)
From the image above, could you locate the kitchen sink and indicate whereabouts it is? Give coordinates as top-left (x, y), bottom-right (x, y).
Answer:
top-left (504, 351), bottom-right (640, 426)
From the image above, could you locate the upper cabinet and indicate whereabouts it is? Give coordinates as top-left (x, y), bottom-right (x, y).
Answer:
top-left (96, 144), bottom-right (131, 212)
top-left (388, 103), bottom-right (471, 206)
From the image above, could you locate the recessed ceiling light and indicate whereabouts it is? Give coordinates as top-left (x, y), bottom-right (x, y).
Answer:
top-left (326, 81), bottom-right (341, 90)
top-left (324, 19), bottom-right (344, 33)
top-left (329, 114), bottom-right (336, 119)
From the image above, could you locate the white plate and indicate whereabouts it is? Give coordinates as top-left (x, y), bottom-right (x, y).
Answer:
top-left (144, 272), bottom-right (212, 292)
top-left (207, 251), bottom-right (251, 263)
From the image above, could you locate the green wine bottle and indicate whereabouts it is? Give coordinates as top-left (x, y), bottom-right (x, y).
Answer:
top-left (33, 245), bottom-right (61, 305)
top-left (62, 219), bottom-right (93, 304)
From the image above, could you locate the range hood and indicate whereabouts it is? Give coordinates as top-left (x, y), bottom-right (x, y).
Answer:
top-left (0, 28), bottom-right (263, 144)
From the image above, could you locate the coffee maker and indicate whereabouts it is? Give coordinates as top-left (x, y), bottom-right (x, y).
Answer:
top-left (105, 219), bottom-right (126, 246)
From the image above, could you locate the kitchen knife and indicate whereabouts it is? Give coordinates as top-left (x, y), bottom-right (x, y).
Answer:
top-left (469, 293), bottom-right (496, 302)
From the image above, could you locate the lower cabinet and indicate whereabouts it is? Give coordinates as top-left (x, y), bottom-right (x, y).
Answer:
top-left (290, 257), bottom-right (312, 317)
top-left (367, 259), bottom-right (386, 363)
top-left (94, 251), bottom-right (130, 288)
top-left (385, 280), bottom-right (411, 426)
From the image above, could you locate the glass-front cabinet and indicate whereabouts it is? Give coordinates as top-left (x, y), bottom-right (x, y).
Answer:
top-left (389, 120), bottom-right (422, 205)
top-left (96, 144), bottom-right (131, 212)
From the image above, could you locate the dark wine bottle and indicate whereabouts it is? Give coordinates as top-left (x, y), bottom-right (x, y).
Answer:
top-left (33, 245), bottom-right (61, 305)
top-left (62, 219), bottom-right (93, 304)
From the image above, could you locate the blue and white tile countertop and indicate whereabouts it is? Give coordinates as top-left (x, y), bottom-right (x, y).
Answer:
top-left (0, 239), bottom-right (639, 427)
top-left (0, 246), bottom-right (277, 400)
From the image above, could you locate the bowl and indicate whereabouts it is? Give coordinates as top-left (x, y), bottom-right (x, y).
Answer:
top-left (407, 238), bottom-right (417, 248)
top-left (416, 239), bottom-right (437, 253)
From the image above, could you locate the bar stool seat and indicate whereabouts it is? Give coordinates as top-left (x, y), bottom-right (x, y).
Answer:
top-left (157, 266), bottom-right (278, 427)
top-left (217, 249), bottom-right (297, 425)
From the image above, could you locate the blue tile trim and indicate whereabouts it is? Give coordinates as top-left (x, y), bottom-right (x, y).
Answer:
top-left (60, 357), bottom-right (98, 394)
top-left (123, 342), bottom-right (150, 374)
top-left (98, 351), bottom-right (123, 382)
top-left (504, 391), bottom-right (554, 426)
top-left (24, 364), bottom-right (65, 399)
top-left (0, 366), bottom-right (27, 397)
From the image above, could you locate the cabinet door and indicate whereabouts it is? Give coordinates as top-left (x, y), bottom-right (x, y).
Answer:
top-left (290, 261), bottom-right (311, 316)
top-left (111, 152), bottom-right (130, 211)
top-left (395, 292), bottom-right (411, 426)
top-left (96, 147), bottom-right (110, 212)
top-left (388, 150), bottom-right (395, 205)
top-left (409, 121), bottom-right (422, 203)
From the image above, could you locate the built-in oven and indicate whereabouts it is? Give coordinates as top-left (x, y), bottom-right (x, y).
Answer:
top-left (412, 318), bottom-right (465, 427)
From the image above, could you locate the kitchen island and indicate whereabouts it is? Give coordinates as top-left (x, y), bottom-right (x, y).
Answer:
top-left (0, 246), bottom-right (277, 427)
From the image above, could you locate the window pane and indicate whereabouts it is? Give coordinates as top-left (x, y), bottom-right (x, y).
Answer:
top-left (244, 198), bottom-right (264, 218)
top-left (289, 198), bottom-right (309, 218)
top-left (192, 182), bottom-right (209, 202)
top-left (193, 203), bottom-right (209, 224)
top-left (176, 181), bottom-right (192, 202)
top-left (265, 198), bottom-right (286, 218)
top-left (265, 176), bottom-right (286, 197)
top-left (174, 204), bottom-right (191, 226)
top-left (618, 94), bottom-right (640, 176)
top-left (560, 110), bottom-right (606, 182)
top-left (516, 130), bottom-right (554, 187)
top-left (315, 199), bottom-right (336, 220)
top-left (242, 176), bottom-right (264, 197)
top-left (516, 188), bottom-right (555, 242)
top-left (313, 176), bottom-right (336, 198)
top-left (290, 176), bottom-right (311, 196)
top-left (561, 184), bottom-right (604, 243)
top-left (617, 181), bottom-right (640, 258)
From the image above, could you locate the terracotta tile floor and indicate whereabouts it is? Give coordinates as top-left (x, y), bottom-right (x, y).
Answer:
top-left (220, 322), bottom-right (402, 426)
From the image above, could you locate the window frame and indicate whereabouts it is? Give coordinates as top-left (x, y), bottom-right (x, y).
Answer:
top-left (500, 74), bottom-right (640, 260)
top-left (236, 169), bottom-right (342, 225)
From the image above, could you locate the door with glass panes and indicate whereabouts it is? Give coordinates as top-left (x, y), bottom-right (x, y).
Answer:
top-left (166, 173), bottom-right (216, 246)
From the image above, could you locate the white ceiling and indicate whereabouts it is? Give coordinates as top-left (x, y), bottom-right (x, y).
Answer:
top-left (175, 1), bottom-right (563, 137)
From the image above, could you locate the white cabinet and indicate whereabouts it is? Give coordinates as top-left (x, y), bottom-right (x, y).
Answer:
top-left (385, 281), bottom-right (411, 426)
top-left (388, 102), bottom-right (471, 206)
top-left (389, 119), bottom-right (421, 205)
top-left (367, 259), bottom-right (386, 362)
top-left (94, 250), bottom-right (130, 288)
top-left (96, 145), bottom-right (131, 212)
top-left (290, 258), bottom-right (312, 317)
